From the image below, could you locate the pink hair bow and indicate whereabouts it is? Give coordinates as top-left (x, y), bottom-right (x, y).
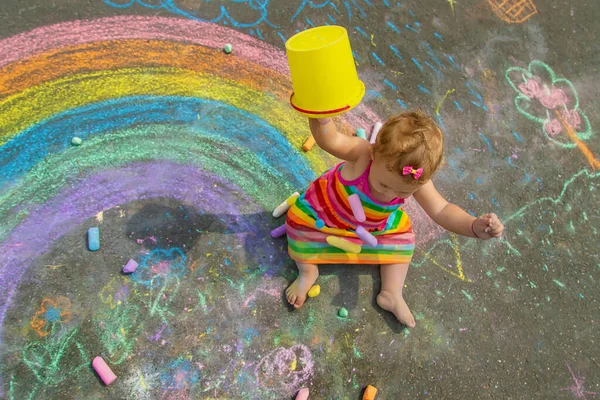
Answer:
top-left (402, 166), bottom-right (424, 180)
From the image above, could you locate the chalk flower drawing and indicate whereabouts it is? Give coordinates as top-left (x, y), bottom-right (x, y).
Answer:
top-left (506, 60), bottom-right (593, 148)
top-left (30, 296), bottom-right (73, 337)
top-left (23, 325), bottom-right (89, 386)
top-left (255, 345), bottom-right (313, 392)
top-left (131, 247), bottom-right (187, 289)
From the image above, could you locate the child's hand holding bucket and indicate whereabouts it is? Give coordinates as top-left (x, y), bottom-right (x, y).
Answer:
top-left (285, 26), bottom-right (364, 119)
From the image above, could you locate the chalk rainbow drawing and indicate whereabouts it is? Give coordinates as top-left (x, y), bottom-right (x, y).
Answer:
top-left (0, 15), bottom-right (391, 395)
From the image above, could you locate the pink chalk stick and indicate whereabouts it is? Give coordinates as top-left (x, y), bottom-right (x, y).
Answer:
top-left (270, 224), bottom-right (286, 238)
top-left (356, 226), bottom-right (377, 247)
top-left (296, 387), bottom-right (310, 400)
top-left (348, 194), bottom-right (366, 222)
top-left (122, 259), bottom-right (138, 274)
top-left (92, 356), bottom-right (117, 385)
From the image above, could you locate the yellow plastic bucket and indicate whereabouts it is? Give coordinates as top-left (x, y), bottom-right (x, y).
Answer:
top-left (286, 26), bottom-right (365, 118)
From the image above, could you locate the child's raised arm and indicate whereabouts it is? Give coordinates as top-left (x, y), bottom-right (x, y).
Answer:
top-left (413, 181), bottom-right (504, 239)
top-left (309, 118), bottom-right (370, 162)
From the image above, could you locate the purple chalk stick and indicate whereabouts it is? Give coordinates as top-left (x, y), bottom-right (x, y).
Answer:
top-left (348, 194), bottom-right (366, 222)
top-left (122, 259), bottom-right (138, 274)
top-left (270, 224), bottom-right (286, 238)
top-left (356, 226), bottom-right (378, 247)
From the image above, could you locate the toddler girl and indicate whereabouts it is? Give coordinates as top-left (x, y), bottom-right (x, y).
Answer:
top-left (284, 110), bottom-right (504, 328)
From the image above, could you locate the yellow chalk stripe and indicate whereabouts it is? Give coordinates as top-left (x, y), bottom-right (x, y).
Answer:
top-left (0, 67), bottom-right (331, 173)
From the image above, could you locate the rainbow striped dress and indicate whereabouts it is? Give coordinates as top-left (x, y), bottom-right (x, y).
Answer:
top-left (286, 161), bottom-right (415, 265)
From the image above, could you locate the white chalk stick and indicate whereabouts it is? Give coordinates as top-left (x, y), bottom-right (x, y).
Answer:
top-left (273, 192), bottom-right (299, 218)
top-left (369, 121), bottom-right (383, 144)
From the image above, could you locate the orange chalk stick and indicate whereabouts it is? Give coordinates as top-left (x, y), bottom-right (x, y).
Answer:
top-left (303, 135), bottom-right (316, 151)
top-left (363, 385), bottom-right (378, 400)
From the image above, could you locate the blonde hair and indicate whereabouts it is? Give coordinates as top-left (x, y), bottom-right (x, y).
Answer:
top-left (372, 109), bottom-right (444, 183)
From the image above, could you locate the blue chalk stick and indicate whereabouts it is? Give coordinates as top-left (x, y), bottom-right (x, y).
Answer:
top-left (356, 128), bottom-right (367, 140)
top-left (315, 219), bottom-right (325, 229)
top-left (88, 227), bottom-right (100, 251)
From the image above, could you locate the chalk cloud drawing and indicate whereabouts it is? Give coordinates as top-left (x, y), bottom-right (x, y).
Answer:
top-left (506, 60), bottom-right (593, 148)
top-left (488, 0), bottom-right (537, 23)
top-left (103, 0), bottom-right (276, 28)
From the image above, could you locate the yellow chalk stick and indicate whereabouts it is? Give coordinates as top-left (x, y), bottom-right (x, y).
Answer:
top-left (273, 192), bottom-right (300, 217)
top-left (326, 236), bottom-right (361, 254)
top-left (286, 193), bottom-right (300, 206)
top-left (307, 285), bottom-right (321, 298)
top-left (302, 135), bottom-right (316, 151)
top-left (363, 385), bottom-right (378, 400)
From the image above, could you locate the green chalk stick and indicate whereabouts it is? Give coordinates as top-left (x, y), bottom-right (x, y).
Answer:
top-left (338, 307), bottom-right (348, 318)
top-left (224, 44), bottom-right (233, 54)
top-left (71, 137), bottom-right (82, 146)
top-left (356, 128), bottom-right (367, 140)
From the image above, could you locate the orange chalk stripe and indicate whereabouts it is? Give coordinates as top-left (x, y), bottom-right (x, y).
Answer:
top-left (555, 110), bottom-right (600, 170)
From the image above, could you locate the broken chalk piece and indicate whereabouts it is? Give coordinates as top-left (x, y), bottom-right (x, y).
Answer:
top-left (92, 356), bottom-right (117, 385)
top-left (296, 387), bottom-right (310, 400)
top-left (356, 128), bottom-right (367, 140)
top-left (362, 384), bottom-right (378, 400)
top-left (315, 219), bottom-right (325, 229)
top-left (88, 227), bottom-right (100, 251)
top-left (369, 122), bottom-right (383, 144)
top-left (224, 43), bottom-right (233, 54)
top-left (270, 224), bottom-right (287, 238)
top-left (273, 192), bottom-right (300, 218)
top-left (338, 307), bottom-right (349, 318)
top-left (326, 236), bottom-right (361, 254)
top-left (302, 135), bottom-right (316, 151)
top-left (307, 285), bottom-right (321, 298)
top-left (71, 136), bottom-right (82, 145)
top-left (348, 194), bottom-right (366, 222)
top-left (122, 259), bottom-right (138, 274)
top-left (356, 226), bottom-right (378, 247)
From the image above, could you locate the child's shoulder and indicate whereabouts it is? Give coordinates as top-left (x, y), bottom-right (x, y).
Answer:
top-left (339, 151), bottom-right (371, 181)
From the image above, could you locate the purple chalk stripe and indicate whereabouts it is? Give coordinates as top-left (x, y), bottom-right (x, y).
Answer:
top-left (0, 160), bottom-right (264, 351)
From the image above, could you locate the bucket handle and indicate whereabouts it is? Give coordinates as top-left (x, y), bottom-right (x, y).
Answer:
top-left (289, 93), bottom-right (351, 115)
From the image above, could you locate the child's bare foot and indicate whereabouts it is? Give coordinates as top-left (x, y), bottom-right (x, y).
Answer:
top-left (376, 289), bottom-right (416, 328)
top-left (285, 264), bottom-right (318, 309)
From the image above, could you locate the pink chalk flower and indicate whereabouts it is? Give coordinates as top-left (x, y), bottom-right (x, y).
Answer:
top-left (538, 88), bottom-right (567, 109)
top-left (544, 119), bottom-right (562, 137)
top-left (561, 109), bottom-right (582, 129)
top-left (517, 79), bottom-right (540, 99)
